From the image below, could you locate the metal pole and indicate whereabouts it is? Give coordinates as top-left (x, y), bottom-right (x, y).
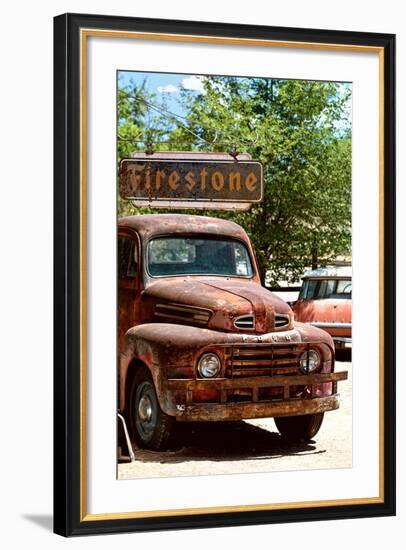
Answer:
top-left (117, 411), bottom-right (136, 462)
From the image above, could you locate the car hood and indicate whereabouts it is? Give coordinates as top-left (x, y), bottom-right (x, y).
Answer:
top-left (141, 277), bottom-right (292, 333)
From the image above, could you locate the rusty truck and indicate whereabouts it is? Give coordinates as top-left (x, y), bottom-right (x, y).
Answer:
top-left (118, 214), bottom-right (347, 450)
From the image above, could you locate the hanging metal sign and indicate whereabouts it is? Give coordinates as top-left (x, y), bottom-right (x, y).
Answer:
top-left (119, 152), bottom-right (263, 210)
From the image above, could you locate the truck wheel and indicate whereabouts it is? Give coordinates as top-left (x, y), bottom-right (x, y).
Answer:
top-left (274, 413), bottom-right (324, 442)
top-left (130, 367), bottom-right (174, 451)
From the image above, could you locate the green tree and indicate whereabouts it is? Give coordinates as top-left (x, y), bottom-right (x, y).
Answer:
top-left (117, 76), bottom-right (352, 285)
top-left (117, 79), bottom-right (174, 216)
top-left (171, 77), bottom-right (351, 284)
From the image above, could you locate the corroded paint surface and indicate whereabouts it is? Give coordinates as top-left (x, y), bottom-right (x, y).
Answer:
top-left (293, 299), bottom-right (352, 339)
top-left (141, 277), bottom-right (291, 334)
top-left (120, 322), bottom-right (337, 417)
top-left (118, 213), bottom-right (251, 243)
top-left (173, 395), bottom-right (342, 422)
top-left (119, 158), bottom-right (263, 204)
top-left (117, 214), bottom-right (347, 423)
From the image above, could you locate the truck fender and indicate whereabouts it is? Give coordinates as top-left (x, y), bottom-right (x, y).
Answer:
top-left (119, 323), bottom-right (192, 415)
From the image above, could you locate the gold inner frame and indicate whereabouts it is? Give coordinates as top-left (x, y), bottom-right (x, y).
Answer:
top-left (79, 28), bottom-right (385, 522)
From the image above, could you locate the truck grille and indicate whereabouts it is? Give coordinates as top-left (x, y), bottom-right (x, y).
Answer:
top-left (154, 303), bottom-right (210, 326)
top-left (226, 344), bottom-right (299, 377)
top-left (275, 314), bottom-right (290, 328)
top-left (234, 314), bottom-right (255, 330)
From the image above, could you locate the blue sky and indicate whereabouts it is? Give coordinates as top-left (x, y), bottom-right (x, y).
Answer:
top-left (117, 70), bottom-right (352, 131)
top-left (118, 71), bottom-right (205, 118)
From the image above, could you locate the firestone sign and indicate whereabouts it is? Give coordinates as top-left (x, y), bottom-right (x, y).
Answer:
top-left (119, 152), bottom-right (263, 210)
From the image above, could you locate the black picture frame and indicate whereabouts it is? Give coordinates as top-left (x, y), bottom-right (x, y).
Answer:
top-left (54, 12), bottom-right (396, 536)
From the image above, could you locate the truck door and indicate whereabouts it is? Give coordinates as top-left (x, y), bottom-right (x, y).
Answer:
top-left (117, 231), bottom-right (140, 352)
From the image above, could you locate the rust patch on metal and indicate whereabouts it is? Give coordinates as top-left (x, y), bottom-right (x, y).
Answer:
top-left (117, 214), bottom-right (347, 429)
top-left (174, 396), bottom-right (341, 422)
top-left (119, 157), bottom-right (263, 209)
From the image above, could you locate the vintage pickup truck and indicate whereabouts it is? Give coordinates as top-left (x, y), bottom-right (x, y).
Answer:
top-left (118, 214), bottom-right (347, 450)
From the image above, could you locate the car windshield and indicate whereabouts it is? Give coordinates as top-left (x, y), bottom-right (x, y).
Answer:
top-left (299, 278), bottom-right (352, 300)
top-left (147, 237), bottom-right (254, 278)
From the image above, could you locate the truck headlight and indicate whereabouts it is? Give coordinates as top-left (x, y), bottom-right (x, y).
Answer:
top-left (299, 349), bottom-right (321, 374)
top-left (197, 353), bottom-right (221, 378)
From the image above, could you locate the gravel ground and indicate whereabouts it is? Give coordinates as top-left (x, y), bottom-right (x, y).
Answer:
top-left (118, 358), bottom-right (352, 480)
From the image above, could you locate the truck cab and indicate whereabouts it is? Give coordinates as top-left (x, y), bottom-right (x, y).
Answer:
top-left (118, 214), bottom-right (347, 450)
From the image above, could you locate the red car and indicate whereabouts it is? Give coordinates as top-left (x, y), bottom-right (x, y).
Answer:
top-left (292, 266), bottom-right (352, 350)
top-left (118, 214), bottom-right (347, 450)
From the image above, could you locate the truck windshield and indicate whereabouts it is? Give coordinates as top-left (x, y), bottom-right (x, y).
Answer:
top-left (147, 237), bottom-right (254, 278)
top-left (299, 278), bottom-right (352, 300)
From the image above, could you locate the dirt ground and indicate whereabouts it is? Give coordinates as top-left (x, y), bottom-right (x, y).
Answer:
top-left (118, 355), bottom-right (352, 480)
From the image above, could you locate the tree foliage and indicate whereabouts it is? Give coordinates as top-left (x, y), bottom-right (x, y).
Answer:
top-left (117, 76), bottom-right (351, 285)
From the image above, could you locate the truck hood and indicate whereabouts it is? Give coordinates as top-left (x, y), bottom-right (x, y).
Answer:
top-left (141, 277), bottom-right (292, 333)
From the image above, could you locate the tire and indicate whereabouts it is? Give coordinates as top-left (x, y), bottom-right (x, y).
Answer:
top-left (130, 367), bottom-right (174, 451)
top-left (274, 413), bottom-right (324, 442)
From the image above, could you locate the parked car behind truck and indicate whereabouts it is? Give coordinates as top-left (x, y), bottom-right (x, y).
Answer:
top-left (292, 266), bottom-right (352, 350)
top-left (118, 214), bottom-right (347, 450)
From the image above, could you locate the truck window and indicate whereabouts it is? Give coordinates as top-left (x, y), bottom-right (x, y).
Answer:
top-left (118, 235), bottom-right (137, 279)
top-left (147, 237), bottom-right (253, 278)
